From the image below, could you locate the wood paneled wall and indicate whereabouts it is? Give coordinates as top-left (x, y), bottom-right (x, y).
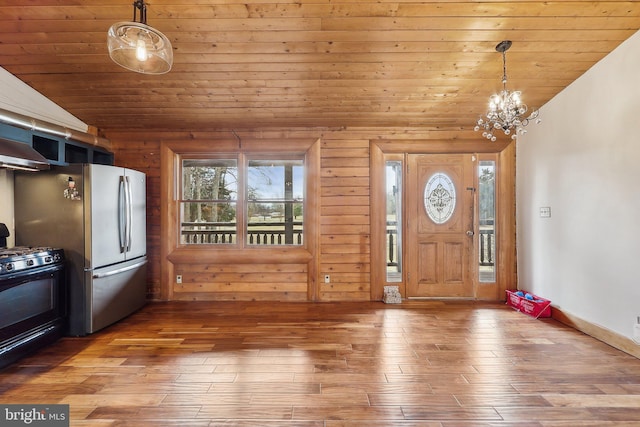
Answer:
top-left (319, 136), bottom-right (371, 301)
top-left (108, 128), bottom-right (512, 302)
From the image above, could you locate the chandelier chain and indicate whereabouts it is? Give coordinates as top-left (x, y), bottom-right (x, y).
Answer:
top-left (502, 50), bottom-right (508, 87)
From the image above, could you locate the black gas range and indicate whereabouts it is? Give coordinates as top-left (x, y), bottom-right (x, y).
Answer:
top-left (0, 246), bottom-right (66, 370)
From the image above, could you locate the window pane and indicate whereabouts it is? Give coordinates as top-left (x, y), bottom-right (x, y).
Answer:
top-left (478, 161), bottom-right (496, 282)
top-left (182, 159), bottom-right (237, 201)
top-left (248, 159), bottom-right (304, 201)
top-left (247, 159), bottom-right (304, 246)
top-left (181, 158), bottom-right (237, 245)
top-left (247, 202), bottom-right (303, 245)
top-left (180, 202), bottom-right (237, 244)
top-left (386, 161), bottom-right (402, 282)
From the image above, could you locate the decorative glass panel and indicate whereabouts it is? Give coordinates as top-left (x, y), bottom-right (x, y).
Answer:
top-left (423, 173), bottom-right (456, 224)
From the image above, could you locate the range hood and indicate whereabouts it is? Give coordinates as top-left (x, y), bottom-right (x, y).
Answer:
top-left (0, 137), bottom-right (49, 171)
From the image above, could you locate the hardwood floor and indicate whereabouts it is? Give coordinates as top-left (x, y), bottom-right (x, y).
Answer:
top-left (2, 300), bottom-right (640, 426)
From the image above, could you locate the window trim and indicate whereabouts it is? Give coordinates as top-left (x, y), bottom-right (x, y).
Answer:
top-left (369, 140), bottom-right (513, 303)
top-left (161, 137), bottom-right (320, 271)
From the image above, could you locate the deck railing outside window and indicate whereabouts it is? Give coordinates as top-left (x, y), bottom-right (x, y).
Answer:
top-left (182, 220), bottom-right (494, 268)
top-left (182, 221), bottom-right (303, 245)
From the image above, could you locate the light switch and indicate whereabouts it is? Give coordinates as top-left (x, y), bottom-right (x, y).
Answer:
top-left (540, 207), bottom-right (551, 218)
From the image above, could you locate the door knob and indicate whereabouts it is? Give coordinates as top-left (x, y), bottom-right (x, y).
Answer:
top-left (466, 230), bottom-right (474, 236)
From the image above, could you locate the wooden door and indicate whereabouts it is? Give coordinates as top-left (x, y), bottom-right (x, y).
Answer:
top-left (406, 154), bottom-right (475, 298)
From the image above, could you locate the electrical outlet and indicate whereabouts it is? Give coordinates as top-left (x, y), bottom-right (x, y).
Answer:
top-left (324, 275), bottom-right (330, 283)
top-left (176, 275), bottom-right (182, 284)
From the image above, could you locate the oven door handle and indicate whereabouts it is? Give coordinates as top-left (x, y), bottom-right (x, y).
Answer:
top-left (90, 259), bottom-right (147, 279)
top-left (0, 325), bottom-right (58, 356)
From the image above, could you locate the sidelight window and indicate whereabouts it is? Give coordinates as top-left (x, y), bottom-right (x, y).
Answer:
top-left (478, 160), bottom-right (496, 282)
top-left (385, 160), bottom-right (402, 282)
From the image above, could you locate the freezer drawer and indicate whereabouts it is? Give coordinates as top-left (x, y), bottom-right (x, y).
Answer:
top-left (86, 257), bottom-right (147, 334)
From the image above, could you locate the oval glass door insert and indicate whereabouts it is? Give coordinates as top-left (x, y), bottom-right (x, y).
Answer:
top-left (423, 172), bottom-right (456, 224)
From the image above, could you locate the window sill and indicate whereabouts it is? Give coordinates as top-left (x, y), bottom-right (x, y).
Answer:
top-left (167, 246), bottom-right (313, 265)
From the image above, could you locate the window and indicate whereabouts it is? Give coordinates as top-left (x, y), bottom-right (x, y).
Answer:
top-left (385, 160), bottom-right (402, 282)
top-left (179, 155), bottom-right (304, 246)
top-left (478, 160), bottom-right (496, 282)
top-left (247, 159), bottom-right (304, 245)
top-left (180, 158), bottom-right (238, 244)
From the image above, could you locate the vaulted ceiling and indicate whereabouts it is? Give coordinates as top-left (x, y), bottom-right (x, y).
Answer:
top-left (2, 1), bottom-right (640, 134)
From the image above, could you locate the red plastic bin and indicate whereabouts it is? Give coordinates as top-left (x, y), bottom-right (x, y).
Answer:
top-left (505, 290), bottom-right (552, 319)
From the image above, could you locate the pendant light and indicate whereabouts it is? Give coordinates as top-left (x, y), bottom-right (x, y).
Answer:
top-left (107, 0), bottom-right (173, 75)
top-left (474, 41), bottom-right (540, 140)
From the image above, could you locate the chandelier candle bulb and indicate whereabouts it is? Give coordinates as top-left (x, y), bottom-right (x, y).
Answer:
top-left (475, 40), bottom-right (540, 140)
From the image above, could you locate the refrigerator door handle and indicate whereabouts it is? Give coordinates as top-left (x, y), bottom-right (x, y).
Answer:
top-left (90, 259), bottom-right (148, 279)
top-left (125, 175), bottom-right (133, 252)
top-left (118, 176), bottom-right (127, 253)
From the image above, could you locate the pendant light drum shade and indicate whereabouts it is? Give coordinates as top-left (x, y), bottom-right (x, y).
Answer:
top-left (108, 21), bottom-right (173, 74)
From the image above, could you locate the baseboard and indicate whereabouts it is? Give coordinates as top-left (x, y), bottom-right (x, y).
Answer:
top-left (552, 306), bottom-right (640, 359)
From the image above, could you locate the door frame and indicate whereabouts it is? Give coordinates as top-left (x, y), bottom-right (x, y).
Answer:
top-left (370, 139), bottom-right (516, 301)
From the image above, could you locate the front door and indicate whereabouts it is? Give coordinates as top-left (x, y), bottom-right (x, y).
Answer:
top-left (406, 154), bottom-right (475, 298)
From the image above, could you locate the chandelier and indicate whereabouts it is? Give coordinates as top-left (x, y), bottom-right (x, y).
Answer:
top-left (107, 0), bottom-right (173, 75)
top-left (474, 40), bottom-right (540, 141)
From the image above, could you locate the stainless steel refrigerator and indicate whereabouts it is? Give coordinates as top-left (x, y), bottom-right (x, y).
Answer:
top-left (14, 164), bottom-right (147, 336)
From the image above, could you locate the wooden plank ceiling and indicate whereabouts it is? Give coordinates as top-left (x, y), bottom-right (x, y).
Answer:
top-left (1, 1), bottom-right (639, 132)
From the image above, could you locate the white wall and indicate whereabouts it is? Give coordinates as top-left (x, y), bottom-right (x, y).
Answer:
top-left (517, 30), bottom-right (640, 342)
top-left (0, 170), bottom-right (15, 247)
